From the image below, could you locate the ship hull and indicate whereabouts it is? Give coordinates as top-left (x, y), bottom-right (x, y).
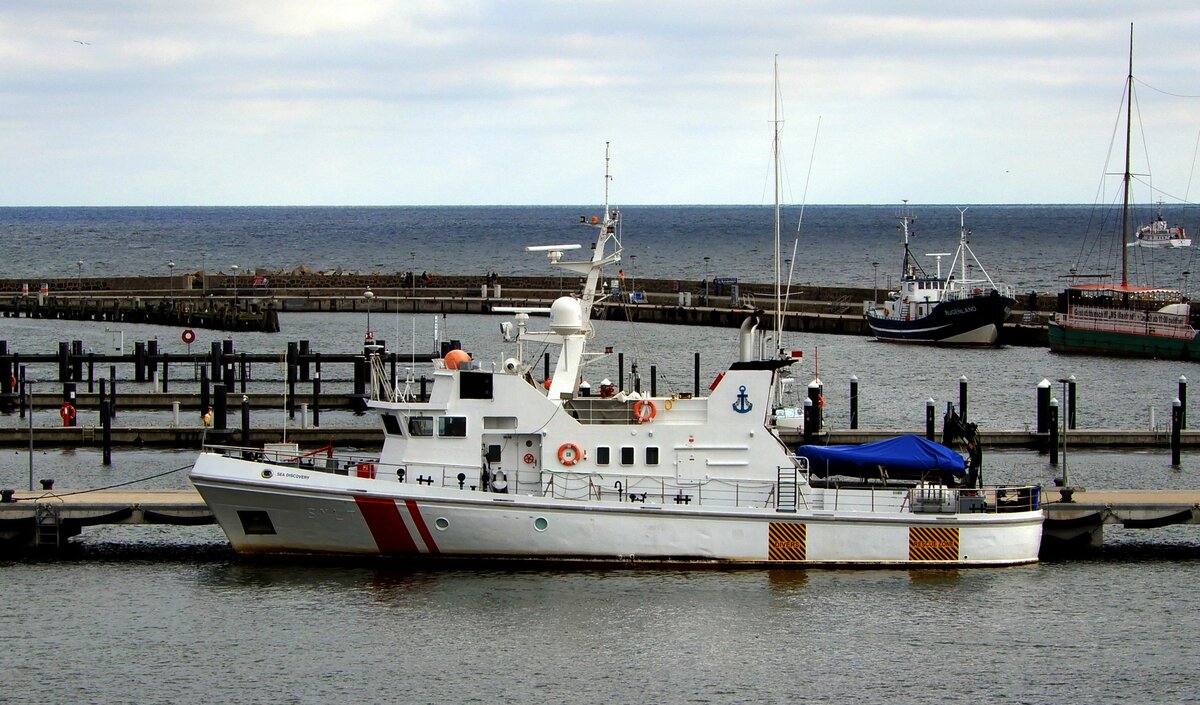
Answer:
top-left (867, 295), bottom-right (1014, 345)
top-left (1048, 321), bottom-right (1200, 360)
top-left (191, 453), bottom-right (1043, 567)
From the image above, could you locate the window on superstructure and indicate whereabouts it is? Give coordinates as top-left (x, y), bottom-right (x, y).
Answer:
top-left (408, 416), bottom-right (434, 437)
top-left (620, 447), bottom-right (634, 465)
top-left (645, 447), bottom-right (659, 465)
top-left (382, 414), bottom-right (403, 436)
top-left (438, 416), bottom-right (467, 437)
top-left (596, 447), bottom-right (611, 465)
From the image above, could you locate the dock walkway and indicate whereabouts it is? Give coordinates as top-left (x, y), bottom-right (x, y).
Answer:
top-left (2, 487), bottom-right (1197, 554)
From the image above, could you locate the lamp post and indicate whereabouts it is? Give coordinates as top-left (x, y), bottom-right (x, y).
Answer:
top-left (872, 262), bottom-right (880, 301)
top-left (364, 288), bottom-right (375, 342)
top-left (410, 251), bottom-right (416, 301)
top-left (703, 256), bottom-right (711, 304)
top-left (76, 259), bottom-right (83, 292)
top-left (167, 260), bottom-right (175, 298)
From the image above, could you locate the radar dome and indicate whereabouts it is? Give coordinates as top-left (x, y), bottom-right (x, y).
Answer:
top-left (549, 296), bottom-right (584, 334)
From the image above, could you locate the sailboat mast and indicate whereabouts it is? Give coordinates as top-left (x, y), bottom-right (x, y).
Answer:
top-left (773, 55), bottom-right (783, 350)
top-left (1121, 23), bottom-right (1134, 287)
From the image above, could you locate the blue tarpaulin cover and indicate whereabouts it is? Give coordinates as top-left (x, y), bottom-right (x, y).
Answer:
top-left (796, 435), bottom-right (965, 480)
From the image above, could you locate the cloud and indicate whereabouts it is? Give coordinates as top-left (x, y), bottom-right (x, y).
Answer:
top-left (0, 2), bottom-right (1199, 204)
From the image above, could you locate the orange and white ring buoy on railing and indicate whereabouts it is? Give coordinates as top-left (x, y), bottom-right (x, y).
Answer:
top-left (59, 402), bottom-right (76, 426)
top-left (633, 399), bottom-right (657, 423)
top-left (557, 442), bottom-right (582, 466)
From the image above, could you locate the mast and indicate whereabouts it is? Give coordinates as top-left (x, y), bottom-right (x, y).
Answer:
top-left (772, 55), bottom-right (783, 352)
top-left (1121, 23), bottom-right (1133, 287)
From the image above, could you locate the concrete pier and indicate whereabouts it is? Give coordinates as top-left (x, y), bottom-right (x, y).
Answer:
top-left (1041, 488), bottom-right (1200, 550)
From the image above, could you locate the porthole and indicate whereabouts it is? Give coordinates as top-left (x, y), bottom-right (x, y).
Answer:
top-left (533, 517), bottom-right (549, 532)
top-left (434, 517), bottom-right (449, 530)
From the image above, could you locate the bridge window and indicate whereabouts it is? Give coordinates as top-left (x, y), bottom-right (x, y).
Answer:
top-left (439, 416), bottom-right (467, 437)
top-left (382, 414), bottom-right (403, 436)
top-left (645, 447), bottom-right (659, 465)
top-left (596, 446), bottom-right (611, 465)
top-left (620, 446), bottom-right (635, 465)
top-left (408, 416), bottom-right (434, 437)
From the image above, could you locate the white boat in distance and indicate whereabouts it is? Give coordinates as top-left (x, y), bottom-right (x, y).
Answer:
top-left (190, 148), bottom-right (1043, 567)
top-left (1130, 203), bottom-right (1190, 248)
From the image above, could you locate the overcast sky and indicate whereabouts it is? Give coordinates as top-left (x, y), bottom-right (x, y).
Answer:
top-left (2, 1), bottom-right (1198, 206)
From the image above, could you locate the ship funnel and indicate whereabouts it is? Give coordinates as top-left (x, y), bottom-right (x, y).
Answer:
top-left (739, 311), bottom-right (763, 362)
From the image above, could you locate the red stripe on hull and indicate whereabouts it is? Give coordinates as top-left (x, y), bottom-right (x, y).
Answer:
top-left (354, 496), bottom-right (418, 554)
top-left (405, 500), bottom-right (440, 554)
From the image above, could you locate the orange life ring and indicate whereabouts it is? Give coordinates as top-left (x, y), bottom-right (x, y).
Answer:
top-left (633, 399), bottom-right (657, 423)
top-left (59, 402), bottom-right (76, 426)
top-left (557, 442), bottom-right (582, 466)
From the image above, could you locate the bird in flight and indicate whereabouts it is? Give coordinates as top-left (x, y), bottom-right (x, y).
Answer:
top-left (73, 39), bottom-right (90, 45)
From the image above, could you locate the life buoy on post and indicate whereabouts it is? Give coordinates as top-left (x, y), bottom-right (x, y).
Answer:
top-left (59, 402), bottom-right (76, 427)
top-left (557, 442), bottom-right (582, 466)
top-left (633, 399), bottom-right (657, 423)
top-left (181, 329), bottom-right (196, 345)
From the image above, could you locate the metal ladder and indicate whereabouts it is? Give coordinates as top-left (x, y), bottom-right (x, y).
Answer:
top-left (776, 466), bottom-right (798, 512)
top-left (35, 504), bottom-right (61, 548)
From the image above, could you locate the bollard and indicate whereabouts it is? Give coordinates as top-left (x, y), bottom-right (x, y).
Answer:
top-left (959, 375), bottom-right (968, 423)
top-left (213, 383), bottom-right (227, 431)
top-left (312, 369), bottom-right (321, 429)
top-left (62, 382), bottom-right (77, 427)
top-left (211, 341), bottom-right (223, 384)
top-left (239, 352), bottom-right (248, 393)
top-left (925, 398), bottom-right (935, 441)
top-left (71, 340), bottom-right (83, 382)
top-left (57, 341), bottom-right (69, 381)
top-left (161, 354), bottom-right (169, 393)
top-left (301, 403), bottom-right (309, 429)
top-left (1179, 376), bottom-right (1188, 430)
top-left (134, 341), bottom-right (147, 383)
top-left (241, 395), bottom-right (251, 445)
top-left (87, 353), bottom-right (95, 393)
top-left (1172, 398), bottom-right (1182, 467)
top-left (101, 399), bottom-right (112, 466)
top-left (172, 401), bottom-right (180, 427)
top-left (802, 397), bottom-right (815, 445)
top-left (1036, 378), bottom-right (1051, 434)
top-left (849, 375), bottom-right (859, 430)
top-left (299, 340), bottom-right (311, 382)
top-left (1049, 398), bottom-right (1059, 465)
top-left (617, 353), bottom-right (624, 392)
top-left (694, 352), bottom-right (701, 398)
top-left (806, 380), bottom-right (824, 434)
top-left (200, 367), bottom-right (210, 418)
top-left (1067, 374), bottom-right (1077, 430)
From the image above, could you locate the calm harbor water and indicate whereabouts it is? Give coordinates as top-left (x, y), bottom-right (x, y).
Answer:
top-left (3, 206), bottom-right (1200, 703)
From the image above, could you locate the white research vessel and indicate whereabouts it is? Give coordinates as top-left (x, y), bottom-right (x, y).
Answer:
top-left (190, 151), bottom-right (1043, 566)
